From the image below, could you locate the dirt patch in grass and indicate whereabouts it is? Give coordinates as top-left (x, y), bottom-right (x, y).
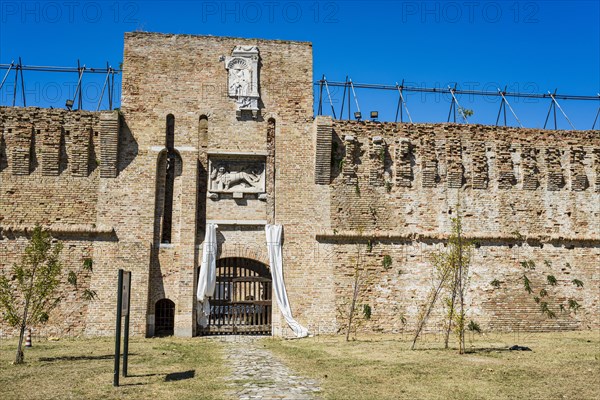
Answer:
top-left (0, 336), bottom-right (228, 400)
top-left (263, 331), bottom-right (600, 400)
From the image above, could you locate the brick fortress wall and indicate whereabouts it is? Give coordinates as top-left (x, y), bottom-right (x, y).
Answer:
top-left (0, 107), bottom-right (120, 337)
top-left (1, 32), bottom-right (598, 338)
top-left (312, 119), bottom-right (599, 334)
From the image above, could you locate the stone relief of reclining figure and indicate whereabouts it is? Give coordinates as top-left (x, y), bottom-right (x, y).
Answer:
top-left (210, 165), bottom-right (262, 191)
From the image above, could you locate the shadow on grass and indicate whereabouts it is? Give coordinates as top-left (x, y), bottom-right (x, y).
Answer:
top-left (117, 371), bottom-right (196, 387)
top-left (127, 373), bottom-right (163, 378)
top-left (39, 354), bottom-right (137, 362)
top-left (410, 347), bottom-right (512, 353)
top-left (465, 348), bottom-right (512, 354)
top-left (165, 370), bottom-right (195, 382)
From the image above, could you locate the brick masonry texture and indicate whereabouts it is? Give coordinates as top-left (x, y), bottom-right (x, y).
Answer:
top-left (326, 120), bottom-right (599, 333)
top-left (1, 32), bottom-right (599, 339)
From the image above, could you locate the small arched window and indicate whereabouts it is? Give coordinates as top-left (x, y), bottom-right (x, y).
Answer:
top-left (155, 298), bottom-right (175, 336)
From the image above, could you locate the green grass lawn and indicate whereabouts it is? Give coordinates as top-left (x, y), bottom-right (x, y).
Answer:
top-left (0, 336), bottom-right (228, 400)
top-left (264, 331), bottom-right (600, 400)
top-left (1, 331), bottom-right (598, 400)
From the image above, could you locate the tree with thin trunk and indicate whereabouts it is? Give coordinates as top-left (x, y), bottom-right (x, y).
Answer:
top-left (412, 208), bottom-right (472, 353)
top-left (337, 245), bottom-right (370, 341)
top-left (346, 253), bottom-right (363, 342)
top-left (0, 226), bottom-right (93, 364)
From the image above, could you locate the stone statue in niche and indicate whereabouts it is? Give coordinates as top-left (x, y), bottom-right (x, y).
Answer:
top-left (228, 60), bottom-right (251, 97)
top-left (225, 46), bottom-right (260, 117)
top-left (209, 158), bottom-right (266, 194)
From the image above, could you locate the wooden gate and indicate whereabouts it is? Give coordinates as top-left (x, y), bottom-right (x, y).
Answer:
top-left (199, 257), bottom-right (272, 335)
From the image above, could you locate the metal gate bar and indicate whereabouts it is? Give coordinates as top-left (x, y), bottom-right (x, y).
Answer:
top-left (199, 257), bottom-right (272, 335)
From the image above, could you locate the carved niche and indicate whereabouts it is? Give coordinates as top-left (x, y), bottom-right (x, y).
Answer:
top-left (208, 156), bottom-right (266, 198)
top-left (225, 46), bottom-right (260, 117)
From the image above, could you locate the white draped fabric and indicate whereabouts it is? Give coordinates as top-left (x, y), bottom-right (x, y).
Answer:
top-left (196, 223), bottom-right (218, 328)
top-left (265, 224), bottom-right (309, 338)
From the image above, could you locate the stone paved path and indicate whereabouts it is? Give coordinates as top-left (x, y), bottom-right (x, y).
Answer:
top-left (220, 336), bottom-right (321, 400)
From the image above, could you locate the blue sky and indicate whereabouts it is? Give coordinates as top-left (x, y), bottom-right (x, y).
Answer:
top-left (1, 0), bottom-right (599, 129)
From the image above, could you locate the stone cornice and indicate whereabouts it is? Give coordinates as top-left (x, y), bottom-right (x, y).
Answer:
top-left (315, 230), bottom-right (600, 245)
top-left (0, 224), bottom-right (115, 236)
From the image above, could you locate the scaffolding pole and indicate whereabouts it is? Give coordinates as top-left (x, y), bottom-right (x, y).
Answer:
top-left (593, 95), bottom-right (600, 130)
top-left (395, 81), bottom-right (413, 123)
top-left (0, 61), bottom-right (122, 111)
top-left (317, 75), bottom-right (324, 115)
top-left (324, 78), bottom-right (337, 119)
top-left (314, 80), bottom-right (598, 101)
top-left (496, 88), bottom-right (523, 128)
top-left (544, 90), bottom-right (576, 130)
top-left (0, 61), bottom-right (14, 91)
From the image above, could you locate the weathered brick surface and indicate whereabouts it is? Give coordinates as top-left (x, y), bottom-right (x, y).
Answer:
top-left (395, 138), bottom-right (413, 188)
top-left (40, 119), bottom-right (61, 176)
top-left (446, 137), bottom-right (463, 188)
top-left (522, 145), bottom-right (539, 190)
top-left (0, 107), bottom-right (117, 338)
top-left (546, 147), bottom-right (565, 191)
top-left (342, 135), bottom-right (359, 185)
top-left (0, 231), bottom-right (98, 338)
top-left (368, 136), bottom-right (386, 186)
top-left (99, 112), bottom-right (120, 178)
top-left (420, 136), bottom-right (438, 188)
top-left (1, 33), bottom-right (598, 339)
top-left (314, 116), bottom-right (332, 185)
top-left (471, 141), bottom-right (488, 189)
top-left (325, 120), bottom-right (600, 333)
top-left (570, 146), bottom-right (588, 191)
top-left (0, 108), bottom-right (106, 228)
top-left (497, 140), bottom-right (516, 189)
top-left (595, 148), bottom-right (600, 192)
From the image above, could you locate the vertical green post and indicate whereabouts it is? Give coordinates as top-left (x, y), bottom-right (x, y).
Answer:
top-left (122, 272), bottom-right (131, 377)
top-left (113, 269), bottom-right (123, 387)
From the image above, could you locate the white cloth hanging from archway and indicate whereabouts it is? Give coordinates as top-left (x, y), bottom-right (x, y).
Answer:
top-left (196, 223), bottom-right (218, 328)
top-left (266, 224), bottom-right (309, 338)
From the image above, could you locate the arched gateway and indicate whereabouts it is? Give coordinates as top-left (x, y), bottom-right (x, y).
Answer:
top-left (198, 257), bottom-right (272, 335)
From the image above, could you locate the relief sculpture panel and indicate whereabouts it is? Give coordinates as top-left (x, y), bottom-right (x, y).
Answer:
top-left (208, 156), bottom-right (266, 194)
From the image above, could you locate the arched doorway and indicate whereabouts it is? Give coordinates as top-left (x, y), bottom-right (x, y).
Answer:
top-left (199, 257), bottom-right (272, 335)
top-left (155, 298), bottom-right (175, 336)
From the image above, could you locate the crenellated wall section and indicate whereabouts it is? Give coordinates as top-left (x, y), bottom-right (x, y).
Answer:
top-left (0, 106), bottom-right (121, 337)
top-left (312, 118), bottom-right (599, 333)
